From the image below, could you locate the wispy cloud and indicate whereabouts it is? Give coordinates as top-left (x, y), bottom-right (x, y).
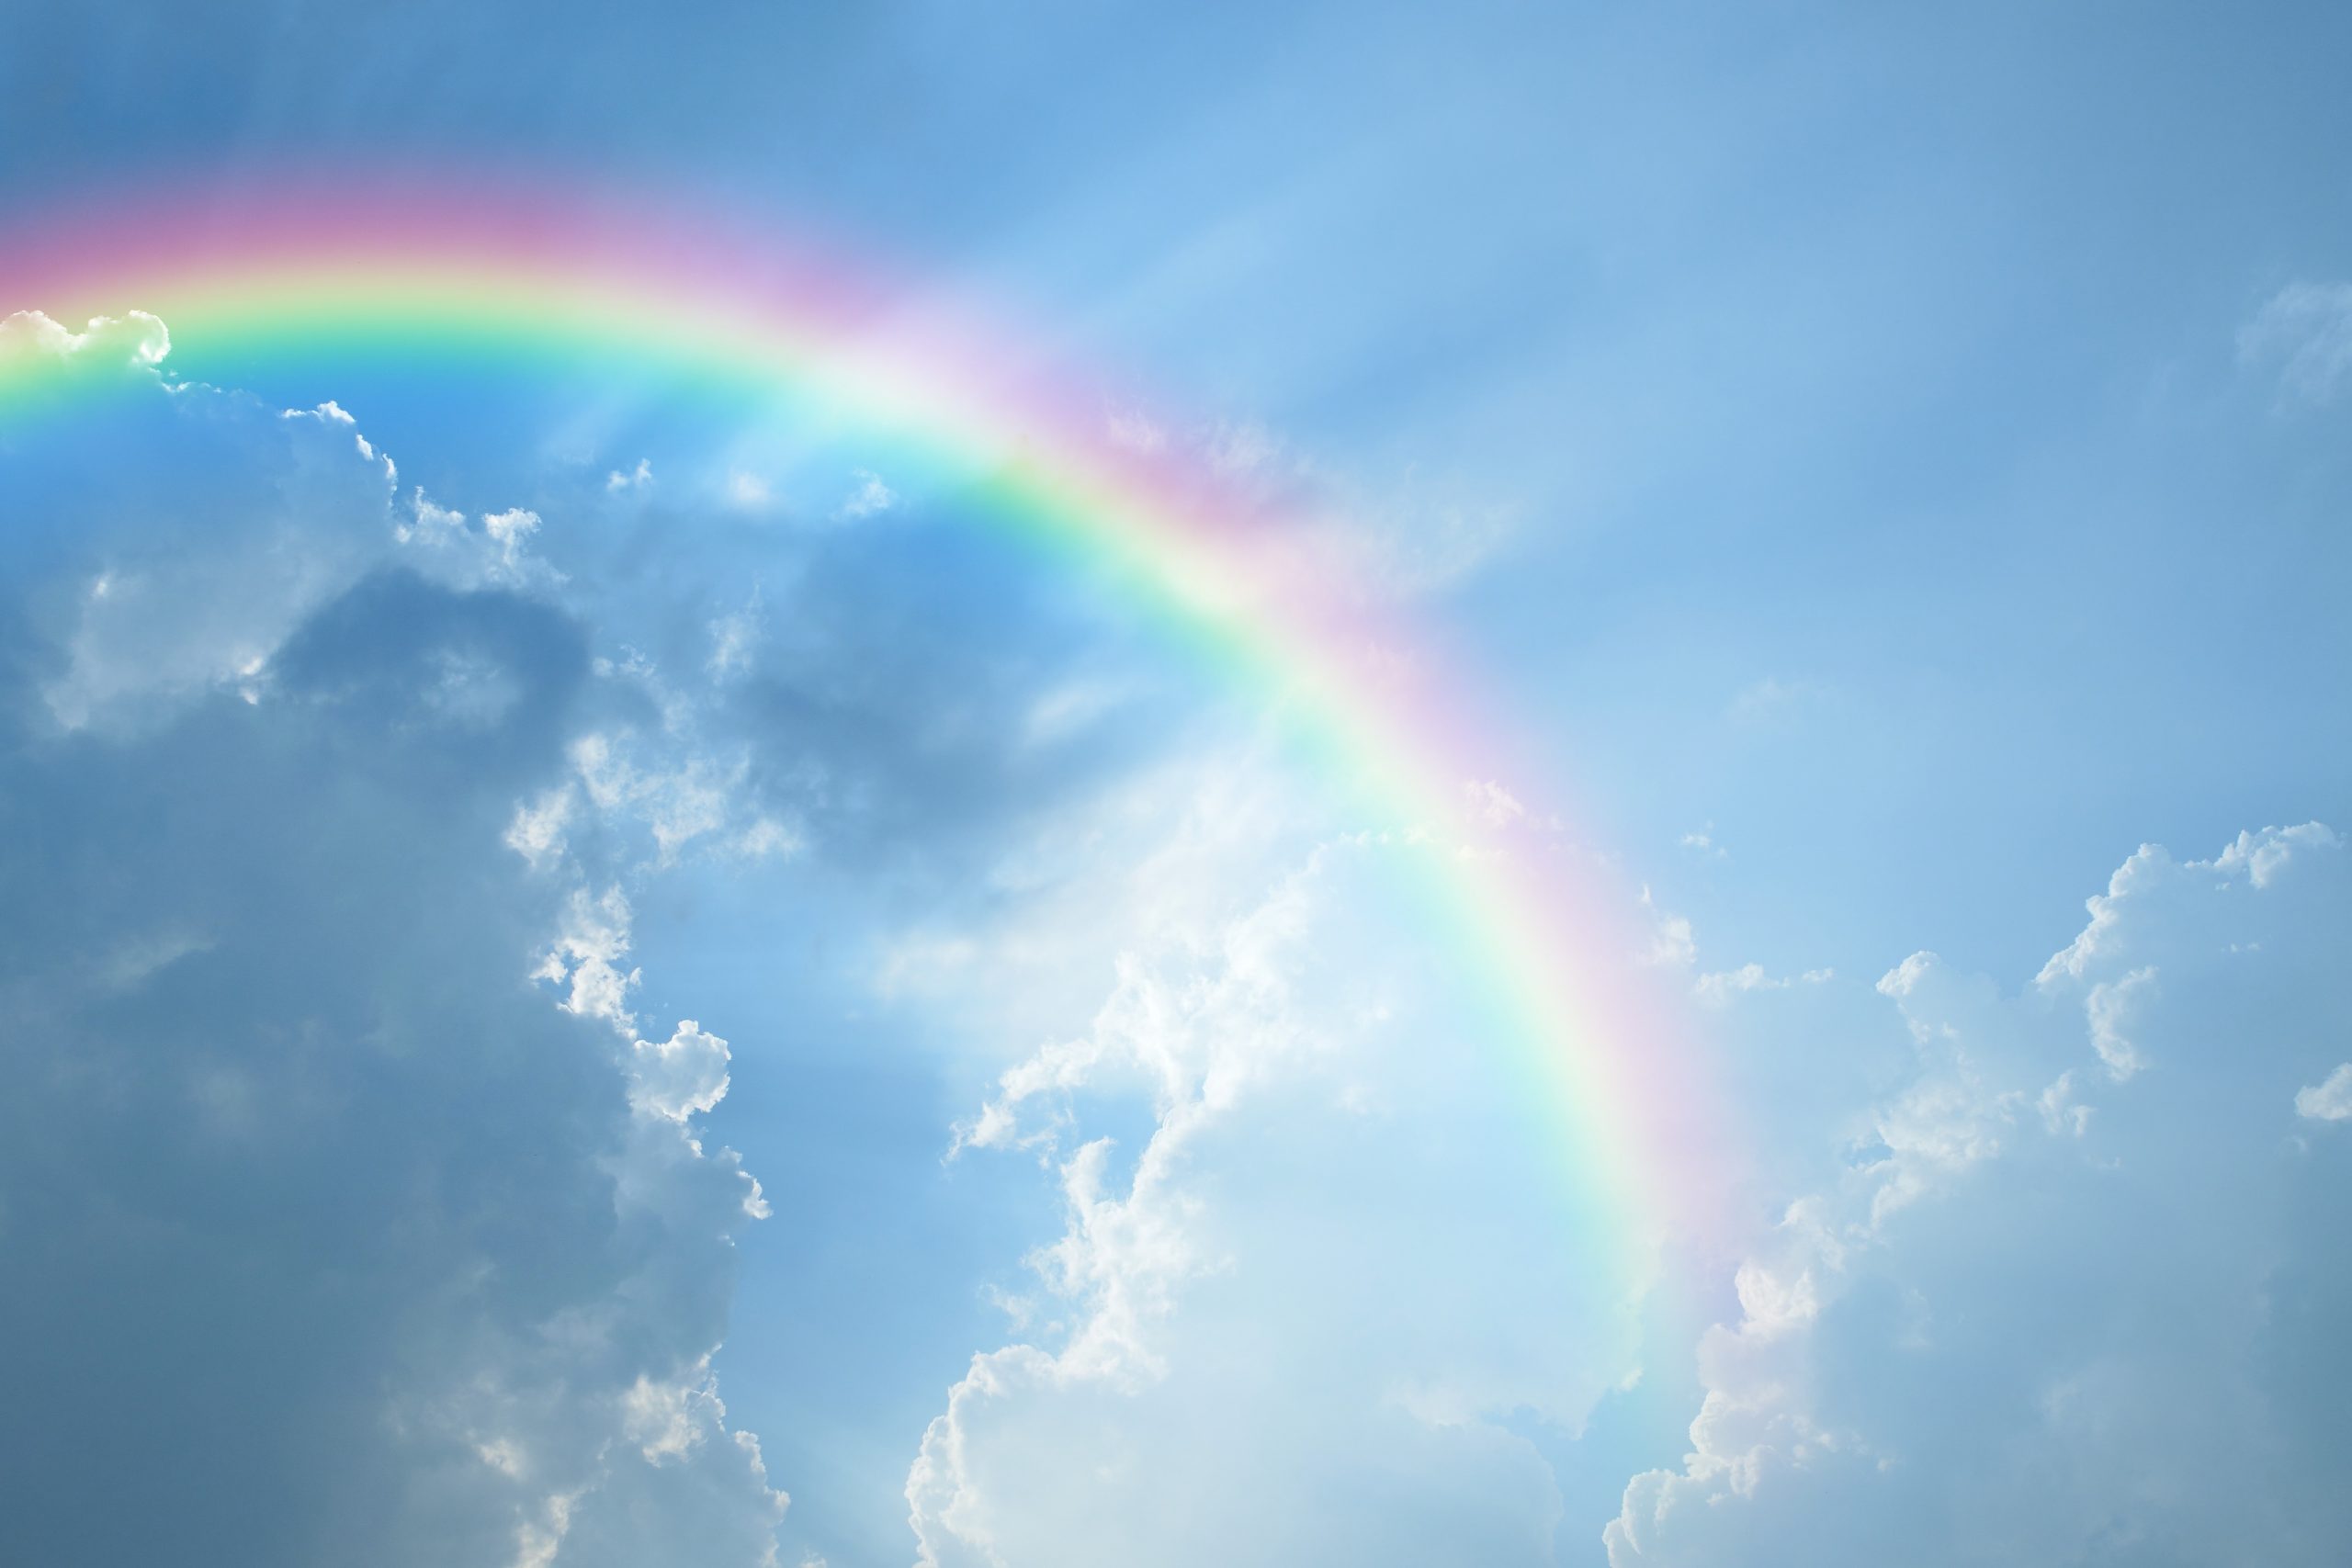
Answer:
top-left (2239, 281), bottom-right (2352, 403)
top-left (835, 468), bottom-right (896, 520)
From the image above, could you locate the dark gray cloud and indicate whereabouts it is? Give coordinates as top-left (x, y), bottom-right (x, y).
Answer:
top-left (0, 349), bottom-right (785, 1566)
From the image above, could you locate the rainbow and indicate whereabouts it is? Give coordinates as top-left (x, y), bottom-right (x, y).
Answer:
top-left (0, 177), bottom-right (1735, 1285)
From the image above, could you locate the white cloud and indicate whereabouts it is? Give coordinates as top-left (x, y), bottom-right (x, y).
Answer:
top-left (2296, 1063), bottom-right (2352, 1122)
top-left (534, 884), bottom-right (643, 1026)
top-left (395, 490), bottom-right (558, 588)
top-left (0, 308), bottom-right (171, 375)
top-left (485, 506), bottom-right (541, 563)
top-left (2037, 1069), bottom-right (2095, 1138)
top-left (2084, 964), bottom-right (2154, 1080)
top-left (35, 376), bottom-right (403, 731)
top-left (282, 399), bottom-right (399, 484)
top-left (728, 470), bottom-right (773, 510)
top-left (569, 729), bottom-right (791, 866)
top-left (1610, 823), bottom-right (2352, 1566)
top-left (903, 759), bottom-right (1654, 1568)
top-left (505, 785), bottom-right (579, 869)
top-left (910, 863), bottom-right (1321, 1564)
top-left (606, 457), bottom-right (654, 491)
top-left (629, 1020), bottom-right (734, 1124)
top-left (730, 817), bottom-right (802, 861)
top-left (708, 589), bottom-right (765, 680)
top-left (1640, 886), bottom-right (1696, 968)
top-left (1465, 778), bottom-right (1528, 828)
top-left (835, 468), bottom-right (897, 520)
top-left (2238, 281), bottom-right (2352, 402)
top-left (1693, 963), bottom-right (1832, 1007)
top-left (2215, 821), bottom-right (2339, 887)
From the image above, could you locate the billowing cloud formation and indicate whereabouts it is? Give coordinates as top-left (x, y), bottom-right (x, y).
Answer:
top-left (887, 795), bottom-right (2348, 1567)
top-left (895, 756), bottom-right (1657, 1567)
top-left (1611, 825), bottom-right (2351, 1566)
top-left (0, 334), bottom-right (783, 1566)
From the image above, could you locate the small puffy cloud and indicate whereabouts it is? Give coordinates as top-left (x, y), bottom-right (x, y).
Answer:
top-left (607, 457), bottom-right (654, 491)
top-left (0, 308), bottom-right (171, 377)
top-left (729, 816), bottom-right (802, 860)
top-left (506, 784), bottom-right (579, 869)
top-left (1694, 963), bottom-right (1832, 1007)
top-left (568, 729), bottom-right (792, 865)
top-left (396, 490), bottom-right (555, 588)
top-left (2238, 281), bottom-right (2352, 402)
top-left (630, 1019), bottom-right (733, 1123)
top-left (485, 505), bottom-right (541, 558)
top-left (2297, 1063), bottom-right (2352, 1122)
top-left (2216, 821), bottom-right (2340, 887)
top-left (534, 883), bottom-right (644, 1026)
top-left (1640, 886), bottom-right (1696, 968)
top-left (1681, 826), bottom-right (1728, 859)
top-left (1464, 777), bottom-right (1527, 828)
top-left (284, 400), bottom-right (399, 481)
top-left (836, 468), bottom-right (897, 520)
top-left (728, 469), bottom-right (773, 510)
top-left (708, 589), bottom-right (764, 680)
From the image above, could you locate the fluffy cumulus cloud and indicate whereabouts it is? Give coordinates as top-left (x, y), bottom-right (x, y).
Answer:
top-left (2297, 1063), bottom-right (2352, 1122)
top-left (893, 750), bottom-right (1660, 1568)
top-left (1610, 825), bottom-right (2352, 1566)
top-left (0, 307), bottom-right (171, 377)
top-left (892, 805), bottom-right (2351, 1568)
top-left (0, 324), bottom-right (783, 1565)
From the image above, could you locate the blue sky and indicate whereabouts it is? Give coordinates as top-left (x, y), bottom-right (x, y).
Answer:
top-left (4, 5), bottom-right (2350, 1565)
